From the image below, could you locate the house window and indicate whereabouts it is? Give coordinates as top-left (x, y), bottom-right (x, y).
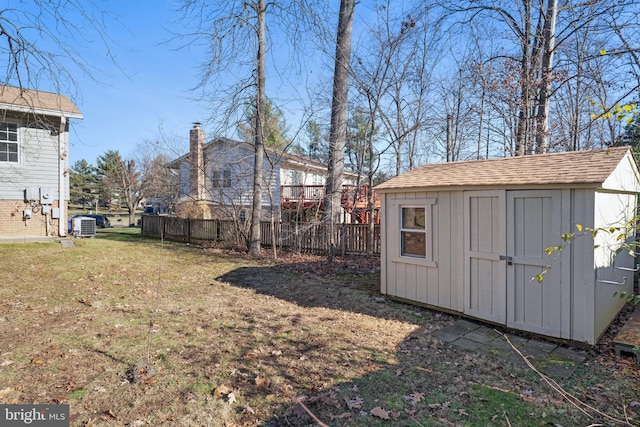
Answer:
top-left (401, 207), bottom-right (427, 258)
top-left (212, 169), bottom-right (231, 188)
top-left (0, 122), bottom-right (18, 162)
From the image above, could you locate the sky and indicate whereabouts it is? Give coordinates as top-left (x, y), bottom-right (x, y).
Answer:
top-left (13, 1), bottom-right (374, 167)
top-left (65, 0), bottom-right (208, 166)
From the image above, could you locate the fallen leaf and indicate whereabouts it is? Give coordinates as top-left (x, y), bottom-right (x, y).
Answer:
top-left (458, 409), bottom-right (469, 416)
top-left (370, 407), bottom-right (390, 419)
top-left (255, 375), bottom-right (270, 390)
top-left (213, 385), bottom-right (233, 399)
top-left (0, 360), bottom-right (13, 366)
top-left (227, 392), bottom-right (237, 404)
top-left (31, 357), bottom-right (44, 365)
top-left (345, 396), bottom-right (364, 409)
top-left (0, 388), bottom-right (14, 399)
top-left (404, 392), bottom-right (424, 405)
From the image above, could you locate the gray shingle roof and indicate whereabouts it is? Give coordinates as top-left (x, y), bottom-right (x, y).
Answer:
top-left (375, 147), bottom-right (634, 191)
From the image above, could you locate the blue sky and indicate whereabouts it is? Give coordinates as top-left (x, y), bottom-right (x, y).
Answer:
top-left (64, 1), bottom-right (209, 165)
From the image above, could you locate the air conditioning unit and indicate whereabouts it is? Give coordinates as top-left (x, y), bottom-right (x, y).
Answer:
top-left (72, 217), bottom-right (96, 238)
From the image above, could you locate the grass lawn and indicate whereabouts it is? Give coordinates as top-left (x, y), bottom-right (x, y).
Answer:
top-left (0, 228), bottom-right (638, 426)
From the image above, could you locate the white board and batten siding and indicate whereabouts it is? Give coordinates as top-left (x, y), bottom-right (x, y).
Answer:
top-left (377, 147), bottom-right (640, 345)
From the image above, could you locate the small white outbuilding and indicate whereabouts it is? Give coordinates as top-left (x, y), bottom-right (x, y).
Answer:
top-left (375, 147), bottom-right (640, 345)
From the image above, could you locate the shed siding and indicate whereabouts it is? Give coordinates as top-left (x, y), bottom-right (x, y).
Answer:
top-left (592, 190), bottom-right (636, 340)
top-left (570, 189), bottom-right (596, 343)
top-left (602, 152), bottom-right (640, 193)
top-left (382, 190), bottom-right (464, 311)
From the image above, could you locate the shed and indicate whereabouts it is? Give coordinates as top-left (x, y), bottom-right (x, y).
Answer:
top-left (375, 147), bottom-right (640, 345)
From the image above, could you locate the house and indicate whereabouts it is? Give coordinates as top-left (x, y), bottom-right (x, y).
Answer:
top-left (167, 123), bottom-right (374, 223)
top-left (0, 86), bottom-right (82, 238)
top-left (375, 147), bottom-right (640, 345)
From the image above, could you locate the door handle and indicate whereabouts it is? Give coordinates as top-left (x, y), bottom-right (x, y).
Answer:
top-left (500, 255), bottom-right (513, 266)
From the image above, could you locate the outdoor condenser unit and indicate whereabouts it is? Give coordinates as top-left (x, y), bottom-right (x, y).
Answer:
top-left (72, 217), bottom-right (96, 238)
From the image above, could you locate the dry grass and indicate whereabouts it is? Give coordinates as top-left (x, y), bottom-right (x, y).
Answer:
top-left (0, 228), bottom-right (638, 426)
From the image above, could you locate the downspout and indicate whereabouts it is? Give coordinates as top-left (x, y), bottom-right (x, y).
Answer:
top-left (58, 116), bottom-right (67, 237)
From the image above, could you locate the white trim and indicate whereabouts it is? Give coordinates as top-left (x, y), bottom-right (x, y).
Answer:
top-left (390, 198), bottom-right (437, 268)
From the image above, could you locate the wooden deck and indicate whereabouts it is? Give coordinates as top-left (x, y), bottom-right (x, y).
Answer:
top-left (613, 303), bottom-right (640, 363)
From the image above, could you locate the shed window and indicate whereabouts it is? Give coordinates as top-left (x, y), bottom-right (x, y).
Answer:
top-left (0, 122), bottom-right (18, 162)
top-left (401, 207), bottom-right (427, 258)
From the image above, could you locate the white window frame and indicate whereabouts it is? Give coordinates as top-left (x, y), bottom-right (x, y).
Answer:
top-left (0, 121), bottom-right (19, 164)
top-left (391, 198), bottom-right (437, 268)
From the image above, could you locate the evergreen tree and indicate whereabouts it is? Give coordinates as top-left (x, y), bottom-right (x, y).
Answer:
top-left (69, 159), bottom-right (98, 208)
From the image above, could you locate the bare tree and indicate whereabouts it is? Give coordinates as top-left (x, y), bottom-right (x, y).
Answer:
top-left (175, 0), bottom-right (319, 257)
top-left (323, 0), bottom-right (355, 261)
top-left (0, 2), bottom-right (116, 95)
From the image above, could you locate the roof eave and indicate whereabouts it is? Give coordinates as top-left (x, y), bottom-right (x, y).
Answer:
top-left (0, 102), bottom-right (83, 119)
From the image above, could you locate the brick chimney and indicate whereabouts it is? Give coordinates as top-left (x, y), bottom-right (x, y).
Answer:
top-left (189, 123), bottom-right (205, 200)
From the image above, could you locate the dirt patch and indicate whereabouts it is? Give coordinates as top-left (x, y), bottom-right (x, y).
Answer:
top-left (0, 236), bottom-right (638, 426)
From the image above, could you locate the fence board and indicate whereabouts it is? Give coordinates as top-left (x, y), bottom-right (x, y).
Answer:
top-left (141, 215), bottom-right (380, 255)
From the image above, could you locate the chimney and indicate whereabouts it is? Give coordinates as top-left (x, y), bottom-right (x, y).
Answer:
top-left (189, 122), bottom-right (205, 200)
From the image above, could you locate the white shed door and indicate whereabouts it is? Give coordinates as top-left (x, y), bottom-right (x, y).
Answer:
top-left (506, 190), bottom-right (563, 337)
top-left (463, 191), bottom-right (507, 324)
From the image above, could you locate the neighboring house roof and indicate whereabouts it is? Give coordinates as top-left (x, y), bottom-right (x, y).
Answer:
top-left (167, 136), bottom-right (358, 178)
top-left (0, 86), bottom-right (82, 119)
top-left (375, 147), bottom-right (637, 192)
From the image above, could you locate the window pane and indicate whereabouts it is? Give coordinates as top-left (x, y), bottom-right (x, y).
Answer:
top-left (0, 152), bottom-right (6, 161)
top-left (8, 152), bottom-right (17, 162)
top-left (223, 169), bottom-right (231, 187)
top-left (402, 207), bottom-right (425, 230)
top-left (401, 231), bottom-right (426, 257)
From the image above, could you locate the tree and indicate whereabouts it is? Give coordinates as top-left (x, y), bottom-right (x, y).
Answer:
top-left (96, 150), bottom-right (124, 208)
top-left (175, 0), bottom-right (318, 258)
top-left (69, 159), bottom-right (98, 209)
top-left (324, 0), bottom-right (356, 260)
top-left (0, 2), bottom-right (116, 96)
top-left (135, 141), bottom-right (180, 214)
top-left (238, 98), bottom-right (291, 152)
top-left (96, 150), bottom-right (145, 225)
top-left (302, 119), bottom-right (327, 162)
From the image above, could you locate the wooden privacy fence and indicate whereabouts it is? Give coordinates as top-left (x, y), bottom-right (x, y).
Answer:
top-left (141, 215), bottom-right (380, 255)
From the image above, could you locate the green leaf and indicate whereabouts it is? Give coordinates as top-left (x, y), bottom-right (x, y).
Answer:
top-left (575, 224), bottom-right (583, 232)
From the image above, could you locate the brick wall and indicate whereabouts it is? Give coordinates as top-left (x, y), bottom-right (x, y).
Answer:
top-left (0, 199), bottom-right (67, 237)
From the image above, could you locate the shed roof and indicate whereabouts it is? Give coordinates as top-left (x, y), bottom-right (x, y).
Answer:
top-left (0, 86), bottom-right (82, 119)
top-left (375, 147), bottom-right (636, 192)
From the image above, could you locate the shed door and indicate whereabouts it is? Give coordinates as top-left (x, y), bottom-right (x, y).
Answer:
top-left (463, 191), bottom-right (507, 324)
top-left (506, 190), bottom-right (563, 337)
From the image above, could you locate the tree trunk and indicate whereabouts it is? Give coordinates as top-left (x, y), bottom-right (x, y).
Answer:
top-left (248, 0), bottom-right (266, 258)
top-left (324, 0), bottom-right (355, 261)
top-left (535, 0), bottom-right (557, 154)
